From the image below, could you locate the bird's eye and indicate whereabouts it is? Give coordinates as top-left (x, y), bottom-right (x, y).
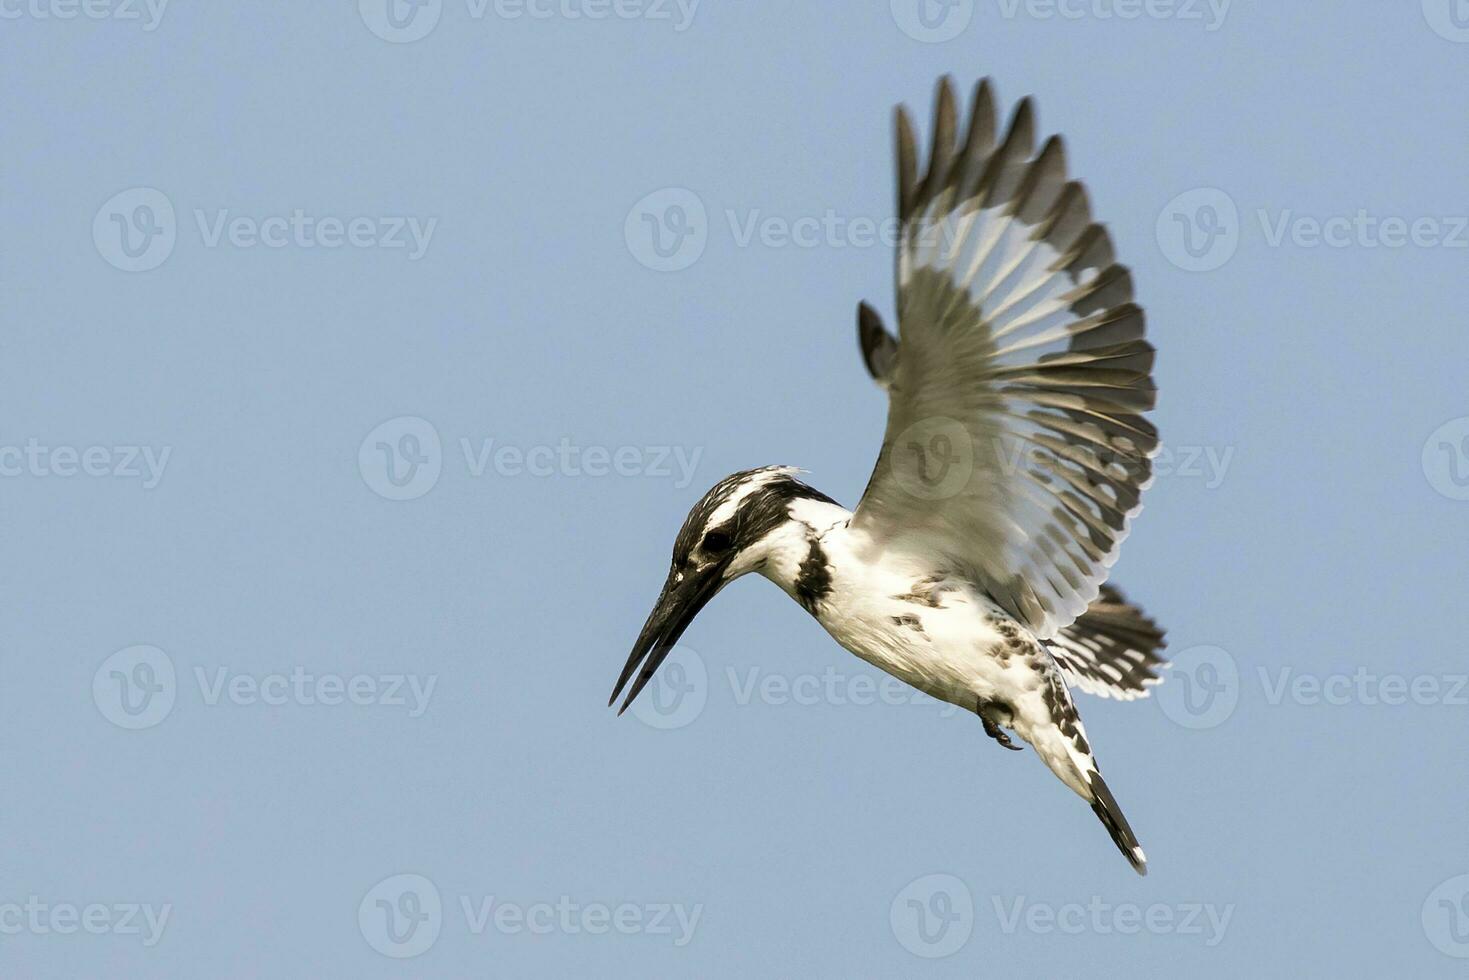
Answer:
top-left (701, 529), bottom-right (733, 553)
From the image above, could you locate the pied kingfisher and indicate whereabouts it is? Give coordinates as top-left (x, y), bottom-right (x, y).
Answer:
top-left (610, 77), bottom-right (1166, 875)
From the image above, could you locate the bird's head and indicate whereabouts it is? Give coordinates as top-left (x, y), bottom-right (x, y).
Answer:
top-left (609, 466), bottom-right (835, 714)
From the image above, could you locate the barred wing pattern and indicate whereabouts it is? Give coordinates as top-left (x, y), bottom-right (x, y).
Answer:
top-left (1046, 585), bottom-right (1168, 700)
top-left (852, 77), bottom-right (1159, 640)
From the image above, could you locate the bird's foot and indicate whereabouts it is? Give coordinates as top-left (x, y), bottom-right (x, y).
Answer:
top-left (977, 700), bottom-right (1023, 752)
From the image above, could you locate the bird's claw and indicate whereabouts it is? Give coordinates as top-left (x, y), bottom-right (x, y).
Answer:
top-left (991, 728), bottom-right (1023, 752)
top-left (977, 701), bottom-right (1023, 752)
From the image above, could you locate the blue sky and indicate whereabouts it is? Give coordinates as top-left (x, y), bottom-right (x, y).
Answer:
top-left (3, 1), bottom-right (1469, 976)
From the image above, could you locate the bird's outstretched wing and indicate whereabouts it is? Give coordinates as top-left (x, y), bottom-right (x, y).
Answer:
top-left (850, 77), bottom-right (1158, 639)
top-left (1046, 584), bottom-right (1167, 699)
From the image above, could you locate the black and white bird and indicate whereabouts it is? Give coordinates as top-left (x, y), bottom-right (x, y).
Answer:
top-left (611, 77), bottom-right (1166, 875)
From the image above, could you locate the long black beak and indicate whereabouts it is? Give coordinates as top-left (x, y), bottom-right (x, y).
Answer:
top-left (610, 564), bottom-right (725, 715)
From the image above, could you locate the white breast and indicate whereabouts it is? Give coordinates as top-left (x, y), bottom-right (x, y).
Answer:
top-left (800, 523), bottom-right (1021, 709)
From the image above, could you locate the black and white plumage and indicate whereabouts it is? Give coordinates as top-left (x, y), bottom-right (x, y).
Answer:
top-left (612, 77), bottom-right (1167, 876)
top-left (1048, 584), bottom-right (1167, 701)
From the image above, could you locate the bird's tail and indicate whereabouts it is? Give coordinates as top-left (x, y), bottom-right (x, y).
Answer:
top-left (1024, 685), bottom-right (1148, 876)
top-left (1087, 769), bottom-right (1147, 876)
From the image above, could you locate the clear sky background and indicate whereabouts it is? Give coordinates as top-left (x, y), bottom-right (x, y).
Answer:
top-left (3, 1), bottom-right (1469, 976)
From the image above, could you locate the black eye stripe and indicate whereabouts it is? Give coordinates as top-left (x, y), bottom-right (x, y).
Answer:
top-left (701, 527), bottom-right (734, 553)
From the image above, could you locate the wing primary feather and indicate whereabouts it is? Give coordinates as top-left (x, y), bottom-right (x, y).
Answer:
top-left (955, 78), bottom-right (998, 200)
top-left (895, 105), bottom-right (918, 224)
top-left (915, 75), bottom-right (958, 209)
top-left (858, 301), bottom-right (898, 386)
top-left (976, 96), bottom-right (1036, 210)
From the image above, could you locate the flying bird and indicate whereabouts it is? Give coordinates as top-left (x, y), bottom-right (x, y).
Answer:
top-left (611, 77), bottom-right (1166, 875)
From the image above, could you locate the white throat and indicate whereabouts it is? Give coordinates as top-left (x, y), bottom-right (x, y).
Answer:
top-left (745, 497), bottom-right (853, 610)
